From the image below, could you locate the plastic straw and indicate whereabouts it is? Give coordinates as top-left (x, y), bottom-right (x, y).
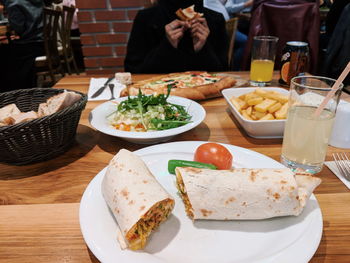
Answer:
top-left (314, 61), bottom-right (350, 117)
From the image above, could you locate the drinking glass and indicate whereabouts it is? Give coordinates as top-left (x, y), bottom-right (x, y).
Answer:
top-left (281, 76), bottom-right (343, 173)
top-left (250, 36), bottom-right (279, 86)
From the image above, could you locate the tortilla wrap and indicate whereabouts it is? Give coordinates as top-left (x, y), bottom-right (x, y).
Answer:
top-left (175, 167), bottom-right (321, 220)
top-left (102, 149), bottom-right (175, 250)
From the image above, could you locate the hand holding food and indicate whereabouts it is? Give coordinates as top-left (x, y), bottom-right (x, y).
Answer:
top-left (190, 17), bottom-right (210, 52)
top-left (175, 5), bottom-right (208, 52)
top-left (165, 19), bottom-right (189, 49)
top-left (230, 88), bottom-right (289, 120)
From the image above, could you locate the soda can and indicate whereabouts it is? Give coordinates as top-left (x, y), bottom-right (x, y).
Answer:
top-left (279, 41), bottom-right (309, 86)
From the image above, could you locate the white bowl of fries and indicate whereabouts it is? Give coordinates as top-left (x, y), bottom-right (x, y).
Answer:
top-left (222, 87), bottom-right (289, 138)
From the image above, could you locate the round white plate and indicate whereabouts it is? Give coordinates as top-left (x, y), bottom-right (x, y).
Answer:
top-left (79, 141), bottom-right (323, 263)
top-left (89, 96), bottom-right (205, 144)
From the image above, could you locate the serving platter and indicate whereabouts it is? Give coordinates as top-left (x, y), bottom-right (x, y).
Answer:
top-left (79, 141), bottom-right (323, 263)
top-left (89, 96), bottom-right (205, 144)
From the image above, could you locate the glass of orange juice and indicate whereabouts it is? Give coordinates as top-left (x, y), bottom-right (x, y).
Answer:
top-left (250, 36), bottom-right (279, 86)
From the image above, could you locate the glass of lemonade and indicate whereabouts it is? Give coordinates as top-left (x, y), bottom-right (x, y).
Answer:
top-left (281, 76), bottom-right (343, 173)
top-left (250, 36), bottom-right (279, 86)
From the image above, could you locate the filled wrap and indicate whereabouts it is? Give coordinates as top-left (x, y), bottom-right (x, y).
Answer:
top-left (102, 149), bottom-right (175, 250)
top-left (175, 167), bottom-right (321, 220)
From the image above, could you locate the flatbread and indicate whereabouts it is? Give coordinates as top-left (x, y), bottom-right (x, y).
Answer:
top-left (176, 5), bottom-right (203, 21)
top-left (120, 71), bottom-right (237, 100)
top-left (175, 167), bottom-right (321, 220)
top-left (101, 149), bottom-right (175, 250)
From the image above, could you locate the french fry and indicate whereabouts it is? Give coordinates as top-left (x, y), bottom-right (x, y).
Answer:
top-left (230, 89), bottom-right (289, 121)
top-left (230, 97), bottom-right (247, 111)
top-left (246, 106), bottom-right (252, 116)
top-left (260, 113), bottom-right (275, 120)
top-left (238, 94), bottom-right (246, 100)
top-left (254, 99), bottom-right (276, 113)
top-left (254, 88), bottom-right (269, 97)
top-left (245, 92), bottom-right (260, 101)
top-left (275, 102), bottom-right (289, 119)
top-left (241, 109), bottom-right (253, 120)
top-left (252, 110), bottom-right (266, 119)
top-left (247, 97), bottom-right (264, 106)
top-left (268, 102), bottom-right (282, 113)
top-left (272, 93), bottom-right (289, 104)
top-left (250, 114), bottom-right (258, 120)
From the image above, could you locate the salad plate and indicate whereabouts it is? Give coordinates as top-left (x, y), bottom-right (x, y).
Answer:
top-left (89, 96), bottom-right (206, 144)
top-left (80, 141), bottom-right (323, 263)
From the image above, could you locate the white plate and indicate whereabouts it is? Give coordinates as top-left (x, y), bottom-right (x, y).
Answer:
top-left (89, 96), bottom-right (205, 144)
top-left (79, 141), bottom-right (323, 263)
top-left (222, 87), bottom-right (289, 138)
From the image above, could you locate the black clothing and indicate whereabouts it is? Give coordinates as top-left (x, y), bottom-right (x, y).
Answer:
top-left (322, 3), bottom-right (350, 85)
top-left (3, 0), bottom-right (43, 44)
top-left (7, 42), bottom-right (44, 90)
top-left (0, 44), bottom-right (10, 92)
top-left (124, 0), bottom-right (228, 73)
top-left (325, 0), bottom-right (350, 39)
top-left (1, 0), bottom-right (44, 91)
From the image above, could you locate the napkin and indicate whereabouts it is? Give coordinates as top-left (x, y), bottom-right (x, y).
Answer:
top-left (88, 78), bottom-right (126, 101)
top-left (324, 161), bottom-right (350, 189)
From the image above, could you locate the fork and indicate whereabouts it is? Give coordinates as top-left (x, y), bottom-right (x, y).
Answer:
top-left (109, 84), bottom-right (115, 100)
top-left (333, 152), bottom-right (350, 181)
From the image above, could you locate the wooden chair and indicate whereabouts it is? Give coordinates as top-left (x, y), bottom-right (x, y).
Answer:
top-left (59, 5), bottom-right (79, 75)
top-left (225, 17), bottom-right (239, 70)
top-left (35, 8), bottom-right (65, 86)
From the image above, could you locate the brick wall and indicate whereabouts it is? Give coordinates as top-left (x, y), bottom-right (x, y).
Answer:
top-left (76, 0), bottom-right (151, 75)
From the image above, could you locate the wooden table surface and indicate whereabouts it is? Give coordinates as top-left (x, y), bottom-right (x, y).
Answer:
top-left (0, 72), bottom-right (349, 263)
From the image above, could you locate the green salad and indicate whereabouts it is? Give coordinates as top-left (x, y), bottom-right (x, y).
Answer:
top-left (107, 89), bottom-right (192, 132)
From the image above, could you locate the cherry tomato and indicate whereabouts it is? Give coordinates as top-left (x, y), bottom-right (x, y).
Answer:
top-left (194, 143), bottom-right (233, 170)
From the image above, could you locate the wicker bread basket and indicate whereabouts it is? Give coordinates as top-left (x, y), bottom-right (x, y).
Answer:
top-left (0, 88), bottom-right (87, 165)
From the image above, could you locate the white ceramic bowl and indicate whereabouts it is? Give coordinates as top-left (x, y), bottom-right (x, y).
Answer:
top-left (89, 96), bottom-right (206, 144)
top-left (222, 87), bottom-right (289, 138)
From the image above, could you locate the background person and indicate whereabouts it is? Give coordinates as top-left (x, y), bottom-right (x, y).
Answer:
top-left (2, 0), bottom-right (44, 91)
top-left (204, 0), bottom-right (230, 19)
top-left (225, 0), bottom-right (253, 14)
top-left (124, 0), bottom-right (228, 73)
top-left (205, 0), bottom-right (252, 70)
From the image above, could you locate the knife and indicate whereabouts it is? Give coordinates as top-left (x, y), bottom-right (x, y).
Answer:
top-left (91, 77), bottom-right (114, 98)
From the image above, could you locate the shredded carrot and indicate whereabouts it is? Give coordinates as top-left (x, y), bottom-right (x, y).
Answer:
top-left (135, 123), bottom-right (145, 130)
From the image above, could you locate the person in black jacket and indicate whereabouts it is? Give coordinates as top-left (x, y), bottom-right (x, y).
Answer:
top-left (124, 0), bottom-right (228, 73)
top-left (1, 0), bottom-right (44, 91)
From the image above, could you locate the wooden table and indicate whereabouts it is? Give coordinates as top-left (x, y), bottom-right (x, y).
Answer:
top-left (0, 72), bottom-right (349, 263)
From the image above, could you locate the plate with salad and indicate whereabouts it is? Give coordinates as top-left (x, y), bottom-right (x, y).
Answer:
top-left (89, 91), bottom-right (206, 144)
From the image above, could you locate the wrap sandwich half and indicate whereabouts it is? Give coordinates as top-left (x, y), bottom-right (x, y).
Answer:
top-left (102, 149), bottom-right (175, 250)
top-left (175, 167), bottom-right (321, 220)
